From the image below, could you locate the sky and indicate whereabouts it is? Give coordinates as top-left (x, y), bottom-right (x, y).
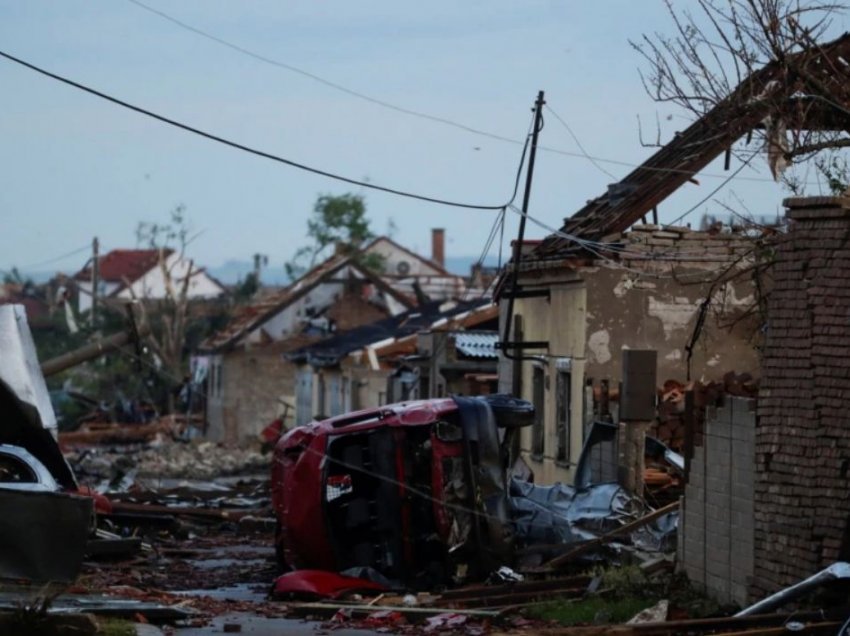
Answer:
top-left (1, 1), bottom-right (847, 280)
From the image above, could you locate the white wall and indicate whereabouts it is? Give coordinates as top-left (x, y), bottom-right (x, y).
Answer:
top-left (366, 238), bottom-right (444, 277)
top-left (116, 252), bottom-right (224, 302)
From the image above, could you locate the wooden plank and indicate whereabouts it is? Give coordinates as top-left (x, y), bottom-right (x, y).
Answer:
top-left (286, 601), bottom-right (500, 621)
top-left (543, 501), bottom-right (679, 570)
top-left (437, 575), bottom-right (591, 600)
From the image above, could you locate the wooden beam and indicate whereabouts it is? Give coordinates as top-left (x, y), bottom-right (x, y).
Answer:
top-left (542, 501), bottom-right (679, 570)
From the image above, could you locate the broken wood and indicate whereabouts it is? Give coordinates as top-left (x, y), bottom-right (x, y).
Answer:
top-left (541, 501), bottom-right (679, 570)
top-left (108, 501), bottom-right (262, 522)
top-left (286, 601), bottom-right (500, 622)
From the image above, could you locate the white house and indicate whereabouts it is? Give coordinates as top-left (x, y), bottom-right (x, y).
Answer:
top-left (75, 248), bottom-right (225, 313)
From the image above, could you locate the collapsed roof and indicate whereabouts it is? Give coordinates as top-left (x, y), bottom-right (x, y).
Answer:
top-left (536, 32), bottom-right (850, 256)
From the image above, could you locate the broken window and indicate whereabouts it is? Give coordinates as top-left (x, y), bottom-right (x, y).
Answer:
top-left (556, 369), bottom-right (570, 464)
top-left (532, 365), bottom-right (545, 458)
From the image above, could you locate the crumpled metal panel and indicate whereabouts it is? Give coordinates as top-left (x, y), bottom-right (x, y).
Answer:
top-left (452, 332), bottom-right (499, 359)
top-left (0, 305), bottom-right (56, 432)
top-left (0, 488), bottom-right (92, 583)
top-left (509, 479), bottom-right (643, 546)
top-left (736, 561), bottom-right (850, 617)
top-left (509, 479), bottom-right (678, 554)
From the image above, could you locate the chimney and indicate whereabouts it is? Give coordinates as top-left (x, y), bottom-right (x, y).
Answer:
top-left (431, 228), bottom-right (445, 269)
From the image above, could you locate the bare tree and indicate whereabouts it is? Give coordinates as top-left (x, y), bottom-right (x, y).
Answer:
top-left (632, 0), bottom-right (850, 179)
top-left (130, 205), bottom-right (200, 409)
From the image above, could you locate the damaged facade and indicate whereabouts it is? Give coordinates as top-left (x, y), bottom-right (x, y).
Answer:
top-left (286, 300), bottom-right (499, 425)
top-left (498, 225), bottom-right (764, 484)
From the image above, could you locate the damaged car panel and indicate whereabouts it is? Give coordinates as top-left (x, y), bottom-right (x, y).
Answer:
top-left (271, 394), bottom-right (532, 587)
top-left (0, 305), bottom-right (93, 584)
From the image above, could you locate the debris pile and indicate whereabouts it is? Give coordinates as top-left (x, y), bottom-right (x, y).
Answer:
top-left (65, 435), bottom-right (270, 486)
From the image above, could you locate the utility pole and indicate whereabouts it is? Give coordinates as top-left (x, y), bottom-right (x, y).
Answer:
top-left (501, 90), bottom-right (546, 360)
top-left (91, 236), bottom-right (99, 327)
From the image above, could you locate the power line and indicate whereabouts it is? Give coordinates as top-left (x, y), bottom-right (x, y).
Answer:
top-left (0, 48), bottom-right (520, 212)
top-left (122, 0), bottom-right (798, 186)
top-left (15, 244), bottom-right (91, 270)
top-left (125, 0), bottom-right (524, 148)
top-left (544, 104), bottom-right (618, 181)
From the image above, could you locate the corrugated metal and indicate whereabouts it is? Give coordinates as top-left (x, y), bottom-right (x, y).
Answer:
top-left (453, 332), bottom-right (499, 359)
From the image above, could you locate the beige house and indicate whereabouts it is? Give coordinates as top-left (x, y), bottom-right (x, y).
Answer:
top-left (287, 301), bottom-right (499, 424)
top-left (197, 233), bottom-right (470, 442)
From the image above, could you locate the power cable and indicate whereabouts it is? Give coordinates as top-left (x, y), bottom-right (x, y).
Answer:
top-left (125, 0), bottom-right (525, 148)
top-left (14, 243), bottom-right (91, 270)
top-left (0, 48), bottom-right (519, 212)
top-left (544, 104), bottom-right (618, 181)
top-left (121, 0), bottom-right (803, 186)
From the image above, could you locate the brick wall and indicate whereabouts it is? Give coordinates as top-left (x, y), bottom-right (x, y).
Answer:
top-left (753, 196), bottom-right (850, 596)
top-left (217, 346), bottom-right (296, 444)
top-left (679, 397), bottom-right (756, 606)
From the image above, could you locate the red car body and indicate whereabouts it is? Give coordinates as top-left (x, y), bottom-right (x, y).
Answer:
top-left (271, 396), bottom-right (529, 586)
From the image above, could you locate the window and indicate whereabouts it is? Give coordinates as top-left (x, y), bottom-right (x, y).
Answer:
top-left (329, 375), bottom-right (342, 416)
top-left (556, 370), bottom-right (571, 464)
top-left (532, 365), bottom-right (545, 459)
top-left (295, 369), bottom-right (313, 425)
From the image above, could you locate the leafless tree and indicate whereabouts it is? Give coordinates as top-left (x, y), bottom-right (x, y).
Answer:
top-left (129, 205), bottom-right (201, 409)
top-left (631, 0), bottom-right (850, 180)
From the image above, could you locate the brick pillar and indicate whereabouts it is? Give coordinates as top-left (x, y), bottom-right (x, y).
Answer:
top-left (753, 196), bottom-right (850, 597)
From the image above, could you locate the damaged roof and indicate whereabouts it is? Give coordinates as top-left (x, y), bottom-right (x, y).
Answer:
top-left (452, 331), bottom-right (499, 359)
top-left (536, 32), bottom-right (850, 255)
top-left (287, 299), bottom-right (494, 368)
top-left (75, 249), bottom-right (175, 284)
top-left (199, 254), bottom-right (414, 353)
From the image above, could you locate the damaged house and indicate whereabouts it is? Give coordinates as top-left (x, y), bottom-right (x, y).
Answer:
top-left (491, 32), bottom-right (850, 608)
top-left (497, 32), bottom-right (850, 487)
top-left (197, 232), bottom-right (469, 442)
top-left (285, 300), bottom-right (499, 425)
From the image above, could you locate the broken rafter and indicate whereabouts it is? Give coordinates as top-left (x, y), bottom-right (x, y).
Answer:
top-left (537, 33), bottom-right (850, 252)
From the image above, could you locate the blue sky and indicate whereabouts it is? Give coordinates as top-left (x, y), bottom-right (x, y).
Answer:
top-left (1, 1), bottom-right (845, 278)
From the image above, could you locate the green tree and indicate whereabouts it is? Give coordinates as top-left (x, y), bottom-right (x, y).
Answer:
top-left (285, 194), bottom-right (384, 281)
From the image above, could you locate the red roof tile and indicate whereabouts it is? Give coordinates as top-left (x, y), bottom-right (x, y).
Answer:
top-left (76, 249), bottom-right (173, 285)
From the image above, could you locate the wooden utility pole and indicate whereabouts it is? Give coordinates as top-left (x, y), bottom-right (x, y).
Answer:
top-left (500, 90), bottom-right (546, 360)
top-left (91, 236), bottom-right (99, 327)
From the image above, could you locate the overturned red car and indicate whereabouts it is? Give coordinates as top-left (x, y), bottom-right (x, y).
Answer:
top-left (270, 395), bottom-right (533, 587)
